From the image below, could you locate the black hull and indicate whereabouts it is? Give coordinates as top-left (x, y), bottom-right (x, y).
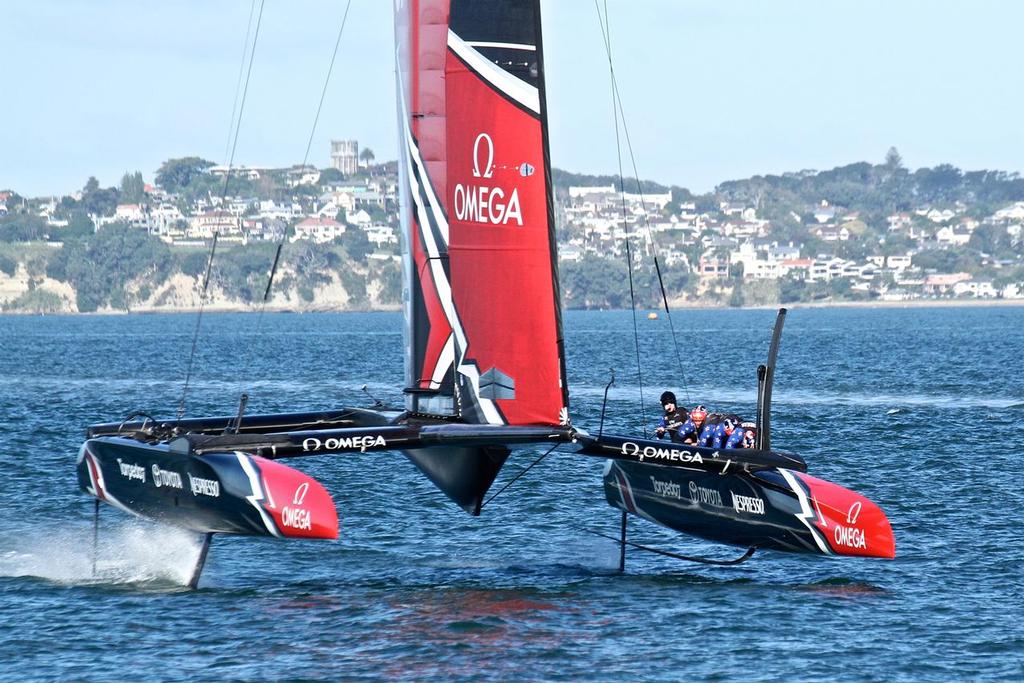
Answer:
top-left (78, 437), bottom-right (338, 539)
top-left (604, 459), bottom-right (895, 558)
top-left (77, 409), bottom-right (893, 559)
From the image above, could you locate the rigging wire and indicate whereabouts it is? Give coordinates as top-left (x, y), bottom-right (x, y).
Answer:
top-left (177, 0), bottom-right (267, 422)
top-left (224, 0), bottom-right (259, 164)
top-left (480, 442), bottom-right (561, 509)
top-left (596, 0), bottom-right (646, 437)
top-left (236, 0), bottom-right (355, 396)
top-left (593, 1), bottom-right (692, 407)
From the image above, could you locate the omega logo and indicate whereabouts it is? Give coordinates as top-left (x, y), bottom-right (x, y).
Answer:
top-left (472, 133), bottom-right (494, 178)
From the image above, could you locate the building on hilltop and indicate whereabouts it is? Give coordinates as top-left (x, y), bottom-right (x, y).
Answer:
top-left (292, 216), bottom-right (345, 244)
top-left (208, 165), bottom-right (269, 180)
top-left (188, 210), bottom-right (239, 239)
top-left (330, 140), bottom-right (359, 175)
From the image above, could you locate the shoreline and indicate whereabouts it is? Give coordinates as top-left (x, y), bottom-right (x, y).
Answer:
top-left (3, 297), bottom-right (1023, 315)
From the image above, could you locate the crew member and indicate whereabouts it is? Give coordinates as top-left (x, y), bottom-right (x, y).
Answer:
top-left (727, 421), bottom-right (757, 449)
top-left (696, 412), bottom-right (745, 448)
top-left (676, 404), bottom-right (708, 445)
top-left (655, 391), bottom-right (688, 442)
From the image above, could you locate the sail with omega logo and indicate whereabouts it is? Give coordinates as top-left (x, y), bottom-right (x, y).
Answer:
top-left (395, 0), bottom-right (569, 427)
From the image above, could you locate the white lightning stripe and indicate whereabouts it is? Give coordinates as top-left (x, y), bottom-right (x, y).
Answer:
top-left (779, 468), bottom-right (832, 555)
top-left (397, 80), bottom-right (504, 424)
top-left (429, 333), bottom-right (455, 389)
top-left (448, 30), bottom-right (539, 114)
top-left (465, 40), bottom-right (536, 52)
top-left (80, 450), bottom-right (143, 517)
top-left (235, 452), bottom-right (282, 538)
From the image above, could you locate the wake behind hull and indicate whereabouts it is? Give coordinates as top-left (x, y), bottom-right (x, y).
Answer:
top-left (604, 460), bottom-right (895, 558)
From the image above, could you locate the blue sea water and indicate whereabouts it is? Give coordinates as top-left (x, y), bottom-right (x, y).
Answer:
top-left (0, 306), bottom-right (1022, 681)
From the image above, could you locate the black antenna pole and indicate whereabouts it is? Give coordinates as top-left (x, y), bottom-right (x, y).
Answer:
top-left (231, 393), bottom-right (249, 434)
top-left (598, 369), bottom-right (616, 440)
top-left (755, 363), bottom-right (767, 443)
top-left (361, 384), bottom-right (384, 408)
top-left (756, 308), bottom-right (787, 451)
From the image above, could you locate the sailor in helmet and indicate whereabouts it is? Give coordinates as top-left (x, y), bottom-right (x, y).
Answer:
top-left (721, 421), bottom-right (757, 449)
top-left (654, 391), bottom-right (688, 442)
top-left (676, 404), bottom-right (708, 445)
top-left (701, 412), bottom-right (745, 449)
top-left (738, 422), bottom-right (757, 449)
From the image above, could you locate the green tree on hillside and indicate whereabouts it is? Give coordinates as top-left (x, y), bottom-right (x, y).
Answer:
top-left (0, 214), bottom-right (48, 242)
top-left (80, 176), bottom-right (120, 216)
top-left (64, 210), bottom-right (95, 238)
top-left (338, 226), bottom-right (373, 263)
top-left (120, 171), bottom-right (146, 203)
top-left (155, 157), bottom-right (215, 194)
top-left (319, 167), bottom-right (344, 185)
top-left (46, 225), bottom-right (172, 312)
top-left (884, 147), bottom-right (904, 173)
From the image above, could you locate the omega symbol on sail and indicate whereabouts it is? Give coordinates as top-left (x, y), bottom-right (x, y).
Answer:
top-left (472, 133), bottom-right (494, 178)
top-left (454, 132), bottom-right (524, 226)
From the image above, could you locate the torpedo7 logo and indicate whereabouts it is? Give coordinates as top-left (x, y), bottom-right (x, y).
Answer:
top-left (453, 133), bottom-right (524, 226)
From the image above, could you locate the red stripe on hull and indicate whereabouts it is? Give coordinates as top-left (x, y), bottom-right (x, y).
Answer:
top-left (252, 456), bottom-right (339, 540)
top-left (86, 453), bottom-right (106, 501)
top-left (794, 472), bottom-right (895, 559)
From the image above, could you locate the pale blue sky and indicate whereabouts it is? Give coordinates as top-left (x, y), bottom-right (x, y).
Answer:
top-left (2, 0), bottom-right (1021, 197)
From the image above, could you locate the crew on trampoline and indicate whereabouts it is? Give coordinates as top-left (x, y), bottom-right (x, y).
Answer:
top-left (657, 395), bottom-right (757, 449)
top-left (655, 391), bottom-right (688, 443)
top-left (676, 404), bottom-right (707, 445)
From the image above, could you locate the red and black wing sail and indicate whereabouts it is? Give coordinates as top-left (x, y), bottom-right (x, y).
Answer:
top-left (396, 0), bottom-right (569, 427)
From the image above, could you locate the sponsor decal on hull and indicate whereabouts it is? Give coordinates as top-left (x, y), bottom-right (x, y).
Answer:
top-left (831, 501), bottom-right (867, 549)
top-left (188, 473), bottom-right (220, 498)
top-left (731, 492), bottom-right (766, 516)
top-left (621, 442), bottom-right (704, 465)
top-left (781, 469), bottom-right (896, 558)
top-left (116, 458), bottom-right (146, 483)
top-left (302, 435), bottom-right (387, 453)
top-left (281, 506), bottom-right (313, 531)
top-left (832, 524), bottom-right (868, 550)
top-left (688, 481), bottom-right (724, 508)
top-left (244, 455), bottom-right (339, 540)
top-left (282, 481), bottom-right (315, 530)
top-left (649, 476), bottom-right (681, 499)
top-left (151, 465), bottom-right (183, 490)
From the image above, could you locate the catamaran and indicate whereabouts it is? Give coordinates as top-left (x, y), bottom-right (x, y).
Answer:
top-left (77, 0), bottom-right (894, 586)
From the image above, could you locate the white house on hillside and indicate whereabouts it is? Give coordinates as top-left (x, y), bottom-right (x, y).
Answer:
top-left (292, 216), bottom-right (345, 243)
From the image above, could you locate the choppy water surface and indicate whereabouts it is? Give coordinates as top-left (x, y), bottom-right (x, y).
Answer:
top-left (1, 306), bottom-right (1022, 681)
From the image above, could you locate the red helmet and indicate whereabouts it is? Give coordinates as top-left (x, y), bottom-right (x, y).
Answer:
top-left (690, 405), bottom-right (707, 422)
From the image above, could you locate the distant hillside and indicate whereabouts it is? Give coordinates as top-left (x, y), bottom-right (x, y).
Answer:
top-left (551, 168), bottom-right (678, 197)
top-left (2, 152), bottom-right (1023, 313)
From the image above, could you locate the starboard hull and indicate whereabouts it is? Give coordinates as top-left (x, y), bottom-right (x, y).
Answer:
top-left (77, 437), bottom-right (338, 539)
top-left (604, 459), bottom-right (895, 558)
